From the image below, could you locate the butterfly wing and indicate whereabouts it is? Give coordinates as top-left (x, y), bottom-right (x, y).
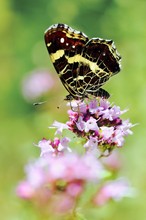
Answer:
top-left (75, 38), bottom-right (121, 97)
top-left (44, 24), bottom-right (89, 98)
top-left (44, 24), bottom-right (121, 100)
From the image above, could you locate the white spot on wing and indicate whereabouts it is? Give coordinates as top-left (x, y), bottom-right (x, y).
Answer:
top-left (47, 42), bottom-right (52, 47)
top-left (60, 37), bottom-right (65, 43)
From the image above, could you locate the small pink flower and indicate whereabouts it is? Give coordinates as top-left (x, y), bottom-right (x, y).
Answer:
top-left (93, 178), bottom-right (134, 206)
top-left (67, 100), bottom-right (87, 113)
top-left (51, 194), bottom-right (75, 213)
top-left (99, 99), bottom-right (110, 110)
top-left (76, 116), bottom-right (85, 131)
top-left (84, 136), bottom-right (99, 153)
top-left (37, 138), bottom-right (55, 157)
top-left (25, 162), bottom-right (46, 188)
top-left (52, 121), bottom-right (69, 134)
top-left (67, 181), bottom-right (84, 197)
top-left (112, 129), bottom-right (125, 147)
top-left (67, 110), bottom-right (79, 121)
top-left (118, 119), bottom-right (133, 136)
top-left (37, 137), bottom-right (71, 157)
top-left (16, 181), bottom-right (34, 199)
top-left (100, 126), bottom-right (114, 140)
top-left (84, 117), bottom-right (99, 133)
top-left (58, 137), bottom-right (72, 152)
top-left (101, 150), bottom-right (122, 171)
top-left (88, 99), bottom-right (99, 114)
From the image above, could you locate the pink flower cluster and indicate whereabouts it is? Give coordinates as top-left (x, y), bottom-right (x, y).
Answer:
top-left (16, 153), bottom-right (107, 213)
top-left (66, 99), bottom-right (133, 155)
top-left (17, 97), bottom-right (134, 215)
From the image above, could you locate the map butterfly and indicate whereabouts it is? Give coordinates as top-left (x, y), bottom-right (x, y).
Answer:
top-left (44, 24), bottom-right (121, 100)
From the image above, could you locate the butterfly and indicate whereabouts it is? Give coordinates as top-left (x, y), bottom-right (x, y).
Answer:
top-left (44, 23), bottom-right (121, 100)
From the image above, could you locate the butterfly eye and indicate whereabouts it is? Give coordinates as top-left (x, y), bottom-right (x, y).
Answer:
top-left (102, 52), bottom-right (106, 56)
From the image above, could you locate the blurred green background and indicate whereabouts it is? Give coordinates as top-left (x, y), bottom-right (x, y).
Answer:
top-left (0, 0), bottom-right (146, 219)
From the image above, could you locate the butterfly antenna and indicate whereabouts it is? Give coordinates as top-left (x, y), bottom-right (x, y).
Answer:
top-left (33, 101), bottom-right (47, 106)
